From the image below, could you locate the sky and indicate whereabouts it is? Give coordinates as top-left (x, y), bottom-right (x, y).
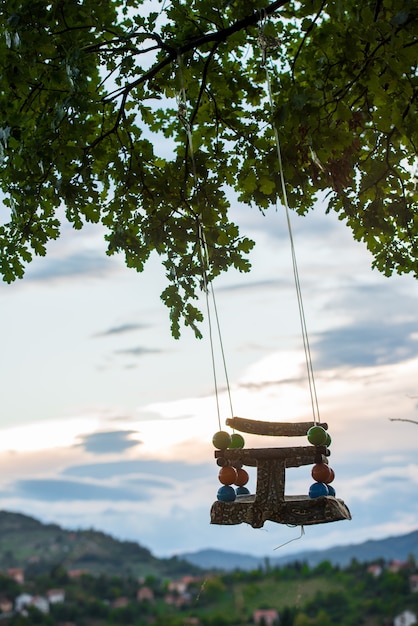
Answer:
top-left (0, 191), bottom-right (418, 562)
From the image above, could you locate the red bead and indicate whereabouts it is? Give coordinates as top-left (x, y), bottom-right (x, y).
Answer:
top-left (326, 468), bottom-right (335, 484)
top-left (311, 463), bottom-right (331, 483)
top-left (234, 468), bottom-right (249, 487)
top-left (218, 466), bottom-right (238, 485)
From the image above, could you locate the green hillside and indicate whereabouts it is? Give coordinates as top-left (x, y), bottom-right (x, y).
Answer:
top-left (0, 510), bottom-right (200, 578)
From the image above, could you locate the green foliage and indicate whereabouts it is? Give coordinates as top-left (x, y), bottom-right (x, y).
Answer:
top-left (201, 575), bottom-right (227, 601)
top-left (4, 554), bottom-right (418, 626)
top-left (305, 589), bottom-right (353, 622)
top-left (9, 607), bottom-right (54, 625)
top-left (0, 573), bottom-right (20, 597)
top-left (312, 560), bottom-right (337, 576)
top-left (0, 0), bottom-right (417, 335)
top-left (280, 606), bottom-right (298, 626)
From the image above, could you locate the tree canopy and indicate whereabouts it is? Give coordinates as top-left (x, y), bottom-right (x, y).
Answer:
top-left (1, 0), bottom-right (417, 336)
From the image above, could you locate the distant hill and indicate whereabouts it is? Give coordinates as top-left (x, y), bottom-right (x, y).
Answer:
top-left (0, 510), bottom-right (201, 578)
top-left (2, 510), bottom-right (417, 579)
top-left (180, 529), bottom-right (418, 571)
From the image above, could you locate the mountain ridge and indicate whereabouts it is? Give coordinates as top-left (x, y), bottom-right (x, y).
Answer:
top-left (180, 529), bottom-right (418, 570)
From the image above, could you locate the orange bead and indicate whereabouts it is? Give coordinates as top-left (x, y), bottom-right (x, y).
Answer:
top-left (326, 468), bottom-right (335, 484)
top-left (218, 466), bottom-right (238, 485)
top-left (234, 468), bottom-right (249, 487)
top-left (311, 463), bottom-right (331, 483)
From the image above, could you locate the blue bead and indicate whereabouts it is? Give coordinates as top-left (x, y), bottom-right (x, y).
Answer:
top-left (217, 485), bottom-right (236, 502)
top-left (327, 485), bottom-right (336, 497)
top-left (309, 482), bottom-right (329, 498)
top-left (236, 486), bottom-right (250, 496)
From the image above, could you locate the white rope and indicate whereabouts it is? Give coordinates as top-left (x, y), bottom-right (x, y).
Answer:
top-left (273, 525), bottom-right (305, 550)
top-left (258, 23), bottom-right (321, 424)
top-left (176, 55), bottom-right (234, 429)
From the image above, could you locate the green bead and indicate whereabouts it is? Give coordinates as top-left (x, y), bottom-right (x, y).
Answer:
top-left (307, 426), bottom-right (328, 446)
top-left (325, 432), bottom-right (332, 447)
top-left (229, 433), bottom-right (245, 449)
top-left (212, 431), bottom-right (231, 450)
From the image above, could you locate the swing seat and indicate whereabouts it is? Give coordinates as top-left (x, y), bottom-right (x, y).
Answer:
top-left (210, 418), bottom-right (351, 528)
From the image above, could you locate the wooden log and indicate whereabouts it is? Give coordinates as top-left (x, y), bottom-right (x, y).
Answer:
top-left (255, 460), bottom-right (286, 505)
top-left (210, 496), bottom-right (351, 528)
top-left (214, 445), bottom-right (328, 468)
top-left (226, 417), bottom-right (328, 436)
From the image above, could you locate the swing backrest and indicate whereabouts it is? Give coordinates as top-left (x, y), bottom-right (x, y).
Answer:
top-left (225, 416), bottom-right (328, 437)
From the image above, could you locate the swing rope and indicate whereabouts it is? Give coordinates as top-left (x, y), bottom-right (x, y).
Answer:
top-left (258, 20), bottom-right (321, 425)
top-left (176, 55), bottom-right (234, 431)
top-left (176, 20), bottom-right (321, 428)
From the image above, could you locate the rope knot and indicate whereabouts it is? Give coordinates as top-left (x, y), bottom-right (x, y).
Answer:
top-left (177, 98), bottom-right (188, 125)
top-left (257, 32), bottom-right (281, 53)
top-left (257, 13), bottom-right (281, 65)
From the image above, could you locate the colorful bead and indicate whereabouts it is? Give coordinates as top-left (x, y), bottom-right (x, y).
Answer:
top-left (307, 426), bottom-right (328, 446)
top-left (236, 486), bottom-right (250, 496)
top-left (217, 485), bottom-right (236, 502)
top-left (230, 433), bottom-right (245, 449)
top-left (311, 463), bottom-right (332, 483)
top-left (308, 482), bottom-right (329, 498)
top-left (234, 468), bottom-right (249, 487)
top-left (218, 466), bottom-right (238, 485)
top-left (327, 467), bottom-right (335, 484)
top-left (212, 431), bottom-right (231, 449)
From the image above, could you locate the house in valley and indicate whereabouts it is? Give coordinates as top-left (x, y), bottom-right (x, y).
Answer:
top-left (137, 586), bottom-right (155, 603)
top-left (253, 608), bottom-right (279, 626)
top-left (393, 609), bottom-right (417, 626)
top-left (409, 575), bottom-right (418, 593)
top-left (47, 589), bottom-right (65, 604)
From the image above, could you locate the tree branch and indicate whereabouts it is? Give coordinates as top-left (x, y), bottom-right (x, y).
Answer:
top-left (104, 0), bottom-right (291, 103)
top-left (290, 0), bottom-right (327, 80)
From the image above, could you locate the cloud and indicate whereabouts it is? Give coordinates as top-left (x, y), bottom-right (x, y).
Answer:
top-left (10, 479), bottom-right (152, 502)
top-left (217, 278), bottom-right (291, 293)
top-left (93, 323), bottom-right (149, 337)
top-left (114, 346), bottom-right (162, 357)
top-left (62, 459), bottom-right (213, 482)
top-left (24, 251), bottom-right (116, 282)
top-left (314, 321), bottom-right (418, 368)
top-left (76, 431), bottom-right (141, 455)
top-left (308, 278), bottom-right (418, 369)
top-left (236, 376), bottom-right (305, 391)
top-left (231, 198), bottom-right (340, 242)
top-left (324, 282), bottom-right (418, 322)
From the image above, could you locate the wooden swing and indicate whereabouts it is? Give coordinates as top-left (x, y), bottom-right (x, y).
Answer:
top-left (210, 417), bottom-right (351, 528)
top-left (209, 27), bottom-right (351, 530)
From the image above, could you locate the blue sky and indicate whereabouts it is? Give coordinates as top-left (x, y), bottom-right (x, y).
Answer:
top-left (0, 198), bottom-right (417, 560)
